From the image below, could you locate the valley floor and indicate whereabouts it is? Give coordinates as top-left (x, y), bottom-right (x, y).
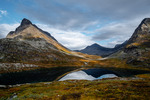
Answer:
top-left (0, 74), bottom-right (150, 100)
top-left (0, 58), bottom-right (150, 100)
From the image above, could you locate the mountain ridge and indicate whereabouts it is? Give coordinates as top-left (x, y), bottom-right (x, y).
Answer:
top-left (0, 18), bottom-right (87, 66)
top-left (0, 18), bottom-right (102, 69)
top-left (6, 18), bottom-right (70, 53)
top-left (127, 18), bottom-right (150, 44)
top-left (111, 18), bottom-right (150, 67)
top-left (76, 41), bottom-right (127, 57)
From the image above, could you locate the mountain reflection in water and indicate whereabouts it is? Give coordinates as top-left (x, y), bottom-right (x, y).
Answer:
top-left (59, 68), bottom-right (118, 81)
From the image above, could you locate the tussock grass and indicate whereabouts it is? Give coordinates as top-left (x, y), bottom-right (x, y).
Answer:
top-left (0, 75), bottom-right (150, 100)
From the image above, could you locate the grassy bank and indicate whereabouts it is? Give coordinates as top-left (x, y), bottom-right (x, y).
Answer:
top-left (0, 74), bottom-right (150, 100)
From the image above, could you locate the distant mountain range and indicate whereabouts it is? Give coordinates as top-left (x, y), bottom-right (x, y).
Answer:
top-left (75, 41), bottom-right (127, 57)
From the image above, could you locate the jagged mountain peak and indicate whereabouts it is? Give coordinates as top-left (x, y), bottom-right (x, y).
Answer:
top-left (140, 18), bottom-right (150, 24)
top-left (112, 18), bottom-right (150, 67)
top-left (7, 18), bottom-right (33, 35)
top-left (127, 18), bottom-right (150, 44)
top-left (6, 18), bottom-right (71, 53)
top-left (21, 18), bottom-right (32, 26)
top-left (137, 18), bottom-right (150, 31)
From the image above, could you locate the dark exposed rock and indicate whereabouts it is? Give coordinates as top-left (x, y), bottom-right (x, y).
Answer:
top-left (14, 18), bottom-right (32, 34)
top-left (21, 18), bottom-right (32, 26)
top-left (8, 31), bottom-right (15, 35)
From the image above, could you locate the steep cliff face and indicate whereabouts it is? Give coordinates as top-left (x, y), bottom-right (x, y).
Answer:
top-left (6, 18), bottom-right (70, 53)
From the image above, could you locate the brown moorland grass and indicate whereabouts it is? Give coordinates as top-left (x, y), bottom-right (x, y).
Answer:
top-left (0, 75), bottom-right (150, 100)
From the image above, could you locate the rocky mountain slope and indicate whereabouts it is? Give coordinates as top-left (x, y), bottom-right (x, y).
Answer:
top-left (0, 18), bottom-right (87, 67)
top-left (112, 18), bottom-right (150, 67)
top-left (76, 41), bottom-right (127, 57)
top-left (6, 18), bottom-right (70, 53)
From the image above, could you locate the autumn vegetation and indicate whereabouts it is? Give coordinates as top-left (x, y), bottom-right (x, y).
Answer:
top-left (0, 74), bottom-right (150, 100)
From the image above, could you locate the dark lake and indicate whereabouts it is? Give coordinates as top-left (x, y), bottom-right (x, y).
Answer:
top-left (0, 67), bottom-right (150, 85)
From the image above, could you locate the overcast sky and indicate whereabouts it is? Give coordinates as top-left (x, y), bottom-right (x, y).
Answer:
top-left (0, 0), bottom-right (150, 50)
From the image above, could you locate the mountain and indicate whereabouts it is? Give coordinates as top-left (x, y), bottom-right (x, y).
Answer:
top-left (76, 41), bottom-right (127, 57)
top-left (113, 18), bottom-right (150, 67)
top-left (0, 18), bottom-right (150, 86)
top-left (0, 18), bottom-right (103, 84)
top-left (127, 18), bottom-right (150, 44)
top-left (0, 18), bottom-right (86, 67)
top-left (6, 18), bottom-right (70, 53)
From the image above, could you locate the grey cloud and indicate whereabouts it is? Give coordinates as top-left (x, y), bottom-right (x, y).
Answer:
top-left (91, 18), bottom-right (143, 48)
top-left (18, 0), bottom-right (97, 30)
top-left (14, 0), bottom-right (150, 48)
top-left (16, 0), bottom-right (150, 30)
top-left (92, 18), bottom-right (141, 41)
